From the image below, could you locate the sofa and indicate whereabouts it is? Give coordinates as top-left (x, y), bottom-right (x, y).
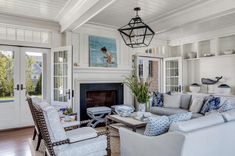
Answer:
top-left (150, 93), bottom-right (235, 118)
top-left (119, 110), bottom-right (235, 156)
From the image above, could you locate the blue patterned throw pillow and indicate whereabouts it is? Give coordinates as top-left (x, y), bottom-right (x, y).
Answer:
top-left (218, 100), bottom-right (235, 112)
top-left (200, 96), bottom-right (221, 114)
top-left (144, 116), bottom-right (171, 136)
top-left (152, 91), bottom-right (171, 107)
top-left (168, 112), bottom-right (192, 123)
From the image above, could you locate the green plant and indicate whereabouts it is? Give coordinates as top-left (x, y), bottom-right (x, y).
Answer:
top-left (124, 75), bottom-right (150, 104)
top-left (64, 108), bottom-right (74, 115)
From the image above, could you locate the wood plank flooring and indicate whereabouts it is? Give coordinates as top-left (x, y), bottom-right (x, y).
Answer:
top-left (0, 127), bottom-right (34, 156)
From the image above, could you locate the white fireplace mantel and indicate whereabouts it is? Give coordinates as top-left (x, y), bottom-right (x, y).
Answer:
top-left (73, 67), bottom-right (133, 121)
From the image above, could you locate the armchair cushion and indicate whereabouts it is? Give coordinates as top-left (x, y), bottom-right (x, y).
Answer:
top-left (42, 105), bottom-right (67, 142)
top-left (54, 135), bottom-right (107, 156)
top-left (66, 127), bottom-right (97, 143)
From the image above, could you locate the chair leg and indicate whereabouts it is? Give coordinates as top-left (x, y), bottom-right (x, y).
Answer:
top-left (36, 134), bottom-right (42, 151)
top-left (32, 128), bottom-right (37, 140)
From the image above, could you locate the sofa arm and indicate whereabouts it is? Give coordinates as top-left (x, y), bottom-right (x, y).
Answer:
top-left (119, 127), bottom-right (185, 156)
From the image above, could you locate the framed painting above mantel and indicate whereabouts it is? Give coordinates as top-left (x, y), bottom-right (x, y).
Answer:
top-left (89, 35), bottom-right (117, 68)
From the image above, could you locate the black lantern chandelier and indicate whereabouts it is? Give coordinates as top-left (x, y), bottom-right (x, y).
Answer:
top-left (118, 7), bottom-right (155, 48)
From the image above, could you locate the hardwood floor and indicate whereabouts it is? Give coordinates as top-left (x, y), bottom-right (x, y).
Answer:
top-left (0, 127), bottom-right (34, 156)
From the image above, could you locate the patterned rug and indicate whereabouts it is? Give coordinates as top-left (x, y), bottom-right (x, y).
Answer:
top-left (29, 127), bottom-right (120, 156)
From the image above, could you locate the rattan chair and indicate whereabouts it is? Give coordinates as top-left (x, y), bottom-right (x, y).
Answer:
top-left (27, 97), bottom-right (110, 156)
top-left (27, 97), bottom-right (42, 151)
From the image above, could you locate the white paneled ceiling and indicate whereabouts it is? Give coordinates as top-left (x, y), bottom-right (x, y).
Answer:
top-left (89, 0), bottom-right (205, 27)
top-left (0, 0), bottom-right (69, 21)
top-left (158, 12), bottom-right (235, 40)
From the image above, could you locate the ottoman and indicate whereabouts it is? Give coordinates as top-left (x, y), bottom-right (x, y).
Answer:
top-left (87, 106), bottom-right (111, 128)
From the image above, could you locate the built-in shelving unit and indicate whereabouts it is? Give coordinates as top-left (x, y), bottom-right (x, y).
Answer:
top-left (165, 34), bottom-right (235, 61)
top-left (164, 33), bottom-right (235, 94)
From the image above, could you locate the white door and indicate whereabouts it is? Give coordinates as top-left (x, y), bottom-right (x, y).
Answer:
top-left (0, 46), bottom-right (21, 129)
top-left (163, 57), bottom-right (183, 93)
top-left (20, 47), bottom-right (49, 126)
top-left (0, 46), bottom-right (49, 130)
top-left (136, 56), bottom-right (162, 92)
top-left (51, 46), bottom-right (73, 108)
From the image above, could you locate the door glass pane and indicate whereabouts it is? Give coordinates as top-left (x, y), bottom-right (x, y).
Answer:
top-left (53, 51), bottom-right (68, 102)
top-left (165, 60), bottom-right (179, 92)
top-left (0, 50), bottom-right (14, 103)
top-left (149, 60), bottom-right (160, 92)
top-left (25, 52), bottom-right (43, 98)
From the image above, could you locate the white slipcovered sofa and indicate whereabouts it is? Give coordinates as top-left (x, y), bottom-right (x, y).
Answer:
top-left (119, 111), bottom-right (235, 156)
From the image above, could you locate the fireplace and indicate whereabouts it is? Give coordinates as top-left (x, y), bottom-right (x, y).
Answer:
top-left (80, 83), bottom-right (124, 120)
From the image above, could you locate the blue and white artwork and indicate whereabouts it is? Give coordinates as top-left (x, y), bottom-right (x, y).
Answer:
top-left (89, 36), bottom-right (117, 67)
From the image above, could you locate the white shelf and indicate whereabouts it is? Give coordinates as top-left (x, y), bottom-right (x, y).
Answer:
top-left (185, 53), bottom-right (235, 61)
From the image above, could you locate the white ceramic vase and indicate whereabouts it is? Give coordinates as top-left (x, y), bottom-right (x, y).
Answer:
top-left (139, 103), bottom-right (146, 112)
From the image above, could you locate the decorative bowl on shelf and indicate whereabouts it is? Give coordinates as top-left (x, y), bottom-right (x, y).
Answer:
top-left (223, 50), bottom-right (234, 55)
top-left (189, 83), bottom-right (201, 93)
top-left (203, 53), bottom-right (214, 57)
top-left (217, 84), bottom-right (231, 95)
top-left (188, 52), bottom-right (197, 59)
top-left (115, 105), bottom-right (134, 117)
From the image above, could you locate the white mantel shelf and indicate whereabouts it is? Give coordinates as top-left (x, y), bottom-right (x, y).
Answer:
top-left (73, 67), bottom-right (132, 74)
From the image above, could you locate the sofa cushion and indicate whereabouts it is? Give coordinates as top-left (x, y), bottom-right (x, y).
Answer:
top-left (150, 107), bottom-right (188, 116)
top-left (144, 116), bottom-right (171, 136)
top-left (169, 113), bottom-right (224, 132)
top-left (200, 96), bottom-right (221, 114)
top-left (222, 110), bottom-right (235, 122)
top-left (192, 113), bottom-right (203, 118)
top-left (189, 96), bottom-right (204, 113)
top-left (168, 112), bottom-right (192, 123)
top-left (180, 94), bottom-right (192, 109)
top-left (163, 94), bottom-right (181, 108)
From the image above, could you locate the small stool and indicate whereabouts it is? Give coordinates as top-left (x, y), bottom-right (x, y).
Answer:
top-left (87, 106), bottom-right (111, 128)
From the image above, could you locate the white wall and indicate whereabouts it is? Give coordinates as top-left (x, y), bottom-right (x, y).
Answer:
top-left (64, 24), bottom-right (134, 118)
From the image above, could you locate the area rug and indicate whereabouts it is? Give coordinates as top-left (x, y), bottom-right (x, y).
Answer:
top-left (29, 127), bottom-right (120, 156)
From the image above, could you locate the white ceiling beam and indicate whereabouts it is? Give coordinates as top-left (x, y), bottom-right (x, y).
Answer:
top-left (150, 0), bottom-right (235, 33)
top-left (58, 0), bottom-right (116, 32)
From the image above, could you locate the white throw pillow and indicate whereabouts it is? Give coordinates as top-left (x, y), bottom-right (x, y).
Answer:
top-left (189, 97), bottom-right (204, 113)
top-left (163, 94), bottom-right (181, 108)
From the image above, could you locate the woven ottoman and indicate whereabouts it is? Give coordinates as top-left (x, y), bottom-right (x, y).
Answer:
top-left (87, 106), bottom-right (111, 128)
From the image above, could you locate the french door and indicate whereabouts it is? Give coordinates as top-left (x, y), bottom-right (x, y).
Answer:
top-left (0, 45), bottom-right (49, 130)
top-left (163, 57), bottom-right (183, 93)
top-left (51, 46), bottom-right (73, 108)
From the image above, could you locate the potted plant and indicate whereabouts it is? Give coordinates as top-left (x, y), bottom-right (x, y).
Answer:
top-left (124, 75), bottom-right (150, 112)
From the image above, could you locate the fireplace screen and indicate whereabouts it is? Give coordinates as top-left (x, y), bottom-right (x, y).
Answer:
top-left (86, 90), bottom-right (117, 108)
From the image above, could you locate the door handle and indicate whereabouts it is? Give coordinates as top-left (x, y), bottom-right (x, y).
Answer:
top-left (21, 84), bottom-right (26, 90)
top-left (14, 84), bottom-right (20, 90)
top-left (66, 89), bottom-right (70, 100)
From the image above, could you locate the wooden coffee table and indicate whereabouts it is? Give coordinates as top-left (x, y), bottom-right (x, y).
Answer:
top-left (106, 114), bottom-right (147, 132)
